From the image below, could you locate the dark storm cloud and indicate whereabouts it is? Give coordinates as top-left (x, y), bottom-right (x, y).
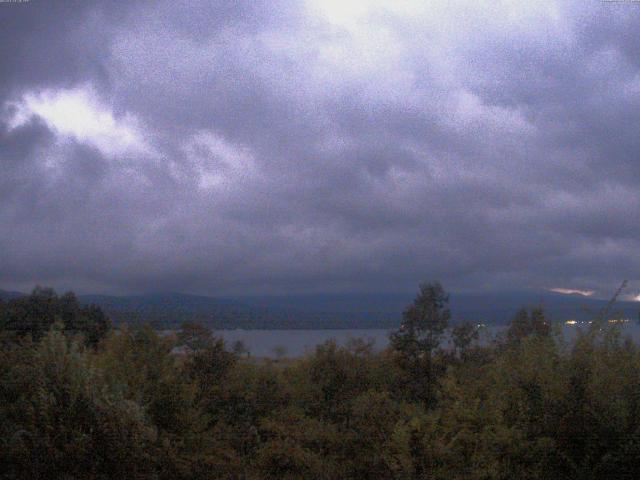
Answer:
top-left (1, 0), bottom-right (640, 297)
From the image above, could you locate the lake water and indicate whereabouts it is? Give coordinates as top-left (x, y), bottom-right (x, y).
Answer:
top-left (215, 322), bottom-right (640, 357)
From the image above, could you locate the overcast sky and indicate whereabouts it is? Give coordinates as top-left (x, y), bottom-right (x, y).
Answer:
top-left (1, 0), bottom-right (640, 298)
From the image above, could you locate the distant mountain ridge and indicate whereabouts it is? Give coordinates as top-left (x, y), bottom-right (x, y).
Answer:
top-left (1, 288), bottom-right (639, 328)
top-left (233, 290), bottom-right (640, 326)
top-left (0, 290), bottom-right (23, 301)
top-left (79, 292), bottom-right (246, 313)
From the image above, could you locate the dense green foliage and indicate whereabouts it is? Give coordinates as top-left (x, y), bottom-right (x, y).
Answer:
top-left (2, 283), bottom-right (640, 478)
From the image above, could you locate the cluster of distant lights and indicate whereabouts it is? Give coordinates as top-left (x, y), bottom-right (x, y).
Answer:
top-left (467, 320), bottom-right (631, 329)
top-left (564, 318), bottom-right (631, 326)
top-left (469, 288), bottom-right (639, 330)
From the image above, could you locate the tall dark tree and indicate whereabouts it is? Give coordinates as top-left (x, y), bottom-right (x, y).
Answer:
top-left (451, 321), bottom-right (479, 357)
top-left (390, 281), bottom-right (451, 404)
top-left (506, 307), bottom-right (550, 345)
top-left (81, 304), bottom-right (111, 347)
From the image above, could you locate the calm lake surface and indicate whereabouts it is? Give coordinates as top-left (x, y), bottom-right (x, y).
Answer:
top-left (215, 322), bottom-right (640, 358)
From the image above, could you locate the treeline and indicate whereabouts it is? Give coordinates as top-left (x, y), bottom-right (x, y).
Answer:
top-left (1, 283), bottom-right (640, 478)
top-left (0, 286), bottom-right (110, 346)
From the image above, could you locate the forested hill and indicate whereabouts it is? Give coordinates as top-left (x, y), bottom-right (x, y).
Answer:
top-left (2, 289), bottom-right (639, 329)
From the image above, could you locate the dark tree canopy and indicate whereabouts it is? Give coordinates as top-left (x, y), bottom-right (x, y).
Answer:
top-left (506, 307), bottom-right (550, 344)
top-left (0, 286), bottom-right (110, 346)
top-left (391, 282), bottom-right (451, 352)
top-left (390, 281), bottom-right (451, 404)
top-left (451, 321), bottom-right (479, 356)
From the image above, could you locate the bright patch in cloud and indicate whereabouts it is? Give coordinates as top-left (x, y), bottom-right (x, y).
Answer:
top-left (549, 288), bottom-right (595, 297)
top-left (309, 0), bottom-right (425, 28)
top-left (6, 86), bottom-right (150, 158)
top-left (183, 131), bottom-right (255, 190)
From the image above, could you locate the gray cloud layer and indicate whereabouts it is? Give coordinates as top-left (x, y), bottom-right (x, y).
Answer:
top-left (1, 0), bottom-right (640, 297)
